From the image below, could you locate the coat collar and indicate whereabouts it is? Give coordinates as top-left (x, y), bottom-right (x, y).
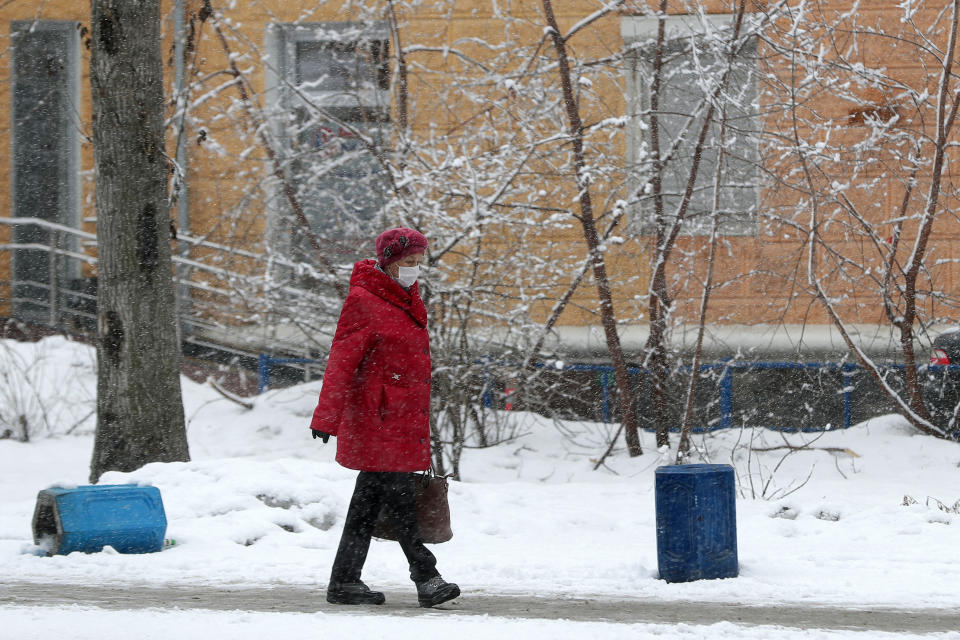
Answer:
top-left (350, 259), bottom-right (428, 327)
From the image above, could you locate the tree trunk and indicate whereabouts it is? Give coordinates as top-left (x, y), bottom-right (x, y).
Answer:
top-left (89, 0), bottom-right (190, 483)
top-left (542, 0), bottom-right (641, 457)
top-left (645, 2), bottom-right (671, 449)
top-left (646, 0), bottom-right (748, 449)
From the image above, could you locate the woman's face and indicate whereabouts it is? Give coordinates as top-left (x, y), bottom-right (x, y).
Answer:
top-left (385, 251), bottom-right (424, 279)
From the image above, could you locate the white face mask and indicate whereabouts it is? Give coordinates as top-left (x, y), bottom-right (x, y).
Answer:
top-left (396, 265), bottom-right (420, 288)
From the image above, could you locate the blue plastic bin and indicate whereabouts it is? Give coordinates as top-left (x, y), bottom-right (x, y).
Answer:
top-left (31, 484), bottom-right (167, 555)
top-left (655, 463), bottom-right (738, 583)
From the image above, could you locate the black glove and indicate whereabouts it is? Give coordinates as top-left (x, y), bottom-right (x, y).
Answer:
top-left (312, 430), bottom-right (331, 443)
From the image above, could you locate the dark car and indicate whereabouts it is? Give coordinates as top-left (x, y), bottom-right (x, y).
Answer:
top-left (922, 329), bottom-right (960, 437)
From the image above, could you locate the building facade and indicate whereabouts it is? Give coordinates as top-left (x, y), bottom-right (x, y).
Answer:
top-left (0, 0), bottom-right (957, 369)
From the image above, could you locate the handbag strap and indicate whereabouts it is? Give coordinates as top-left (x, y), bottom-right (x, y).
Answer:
top-left (418, 469), bottom-right (453, 487)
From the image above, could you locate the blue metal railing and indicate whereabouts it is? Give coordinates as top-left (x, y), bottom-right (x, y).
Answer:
top-left (258, 352), bottom-right (960, 430)
top-left (486, 360), bottom-right (867, 428)
top-left (485, 360), bottom-right (953, 431)
top-left (257, 353), bottom-right (319, 394)
top-left (696, 361), bottom-right (863, 430)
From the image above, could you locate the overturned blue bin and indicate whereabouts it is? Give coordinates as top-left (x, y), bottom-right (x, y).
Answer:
top-left (655, 463), bottom-right (738, 583)
top-left (32, 484), bottom-right (166, 555)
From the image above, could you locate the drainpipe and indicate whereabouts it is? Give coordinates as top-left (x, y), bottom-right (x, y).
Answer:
top-left (173, 0), bottom-right (190, 343)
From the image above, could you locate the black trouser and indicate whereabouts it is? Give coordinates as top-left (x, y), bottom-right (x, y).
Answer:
top-left (330, 471), bottom-right (439, 585)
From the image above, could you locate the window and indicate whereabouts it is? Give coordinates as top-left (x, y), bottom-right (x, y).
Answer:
top-left (10, 20), bottom-right (81, 322)
top-left (623, 15), bottom-right (759, 235)
top-left (266, 22), bottom-right (390, 261)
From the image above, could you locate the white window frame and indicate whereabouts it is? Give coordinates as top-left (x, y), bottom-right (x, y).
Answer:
top-left (622, 14), bottom-right (760, 236)
top-left (265, 21), bottom-right (390, 113)
top-left (10, 20), bottom-right (82, 322)
top-left (264, 21), bottom-right (391, 260)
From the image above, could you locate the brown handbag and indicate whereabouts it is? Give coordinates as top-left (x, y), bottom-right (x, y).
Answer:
top-left (373, 472), bottom-right (453, 544)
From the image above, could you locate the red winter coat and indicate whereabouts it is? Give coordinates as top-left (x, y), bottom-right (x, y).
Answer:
top-left (310, 259), bottom-right (431, 471)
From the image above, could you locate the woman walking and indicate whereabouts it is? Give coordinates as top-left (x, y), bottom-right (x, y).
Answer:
top-left (310, 227), bottom-right (460, 608)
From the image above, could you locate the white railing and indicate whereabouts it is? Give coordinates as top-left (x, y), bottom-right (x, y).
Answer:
top-left (0, 217), bottom-right (337, 361)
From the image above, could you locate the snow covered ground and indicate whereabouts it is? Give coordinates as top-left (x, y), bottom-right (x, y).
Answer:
top-left (2, 336), bottom-right (960, 638)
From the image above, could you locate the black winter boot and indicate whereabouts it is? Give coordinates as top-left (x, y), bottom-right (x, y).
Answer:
top-left (416, 575), bottom-right (460, 608)
top-left (327, 581), bottom-right (386, 605)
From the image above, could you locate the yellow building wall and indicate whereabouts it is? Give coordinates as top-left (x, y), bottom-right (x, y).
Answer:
top-left (0, 0), bottom-right (957, 347)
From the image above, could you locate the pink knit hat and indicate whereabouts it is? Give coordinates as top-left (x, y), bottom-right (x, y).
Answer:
top-left (376, 227), bottom-right (428, 267)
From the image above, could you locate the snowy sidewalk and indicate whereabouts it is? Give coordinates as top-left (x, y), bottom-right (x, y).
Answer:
top-left (3, 582), bottom-right (960, 633)
top-left (5, 338), bottom-right (960, 638)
